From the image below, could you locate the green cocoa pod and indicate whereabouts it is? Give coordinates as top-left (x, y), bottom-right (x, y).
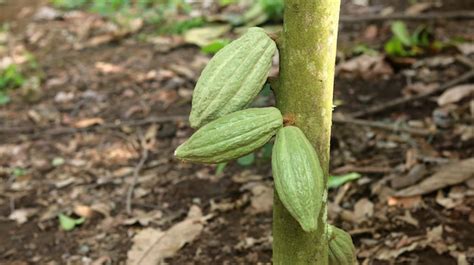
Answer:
top-left (328, 225), bottom-right (356, 265)
top-left (189, 27), bottom-right (277, 128)
top-left (272, 126), bottom-right (325, 232)
top-left (175, 107), bottom-right (282, 164)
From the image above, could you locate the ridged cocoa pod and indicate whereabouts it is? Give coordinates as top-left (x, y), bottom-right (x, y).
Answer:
top-left (272, 126), bottom-right (325, 232)
top-left (189, 27), bottom-right (277, 128)
top-left (175, 107), bottom-right (282, 164)
top-left (328, 225), bottom-right (357, 265)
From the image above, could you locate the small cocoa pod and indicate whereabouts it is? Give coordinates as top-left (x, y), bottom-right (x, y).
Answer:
top-left (189, 27), bottom-right (277, 128)
top-left (175, 107), bottom-right (282, 164)
top-left (328, 225), bottom-right (356, 265)
top-left (272, 126), bottom-right (325, 232)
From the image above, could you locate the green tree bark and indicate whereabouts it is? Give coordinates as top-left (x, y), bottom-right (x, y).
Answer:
top-left (273, 1), bottom-right (341, 264)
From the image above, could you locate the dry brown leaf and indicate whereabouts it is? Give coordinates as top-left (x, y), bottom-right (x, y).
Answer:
top-left (435, 191), bottom-right (462, 209)
top-left (437, 84), bottom-right (474, 106)
top-left (395, 158), bottom-right (474, 197)
top-left (406, 2), bottom-right (433, 14)
top-left (376, 239), bottom-right (421, 260)
top-left (394, 211), bottom-right (419, 227)
top-left (126, 206), bottom-right (205, 265)
top-left (337, 54), bottom-right (393, 79)
top-left (95, 62), bottom-right (125, 74)
top-left (387, 195), bottom-right (423, 209)
top-left (249, 183), bottom-right (273, 214)
top-left (403, 82), bottom-right (438, 96)
top-left (352, 198), bottom-right (374, 224)
top-left (73, 205), bottom-right (94, 218)
top-left (457, 43), bottom-right (474, 55)
top-left (73, 117), bottom-right (104, 128)
top-left (8, 208), bottom-right (38, 224)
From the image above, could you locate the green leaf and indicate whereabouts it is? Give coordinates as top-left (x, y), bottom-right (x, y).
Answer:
top-left (215, 162), bottom-right (227, 175)
top-left (352, 44), bottom-right (378, 56)
top-left (384, 37), bottom-right (410, 57)
top-left (218, 0), bottom-right (237, 6)
top-left (237, 153), bottom-right (255, 166)
top-left (259, 0), bottom-right (284, 19)
top-left (0, 92), bottom-right (10, 105)
top-left (328, 172), bottom-right (361, 189)
top-left (261, 142), bottom-right (273, 159)
top-left (391, 21), bottom-right (412, 46)
top-left (58, 213), bottom-right (85, 231)
top-left (12, 167), bottom-right (27, 177)
top-left (201, 39), bottom-right (230, 54)
top-left (52, 157), bottom-right (65, 167)
top-left (50, 0), bottom-right (88, 9)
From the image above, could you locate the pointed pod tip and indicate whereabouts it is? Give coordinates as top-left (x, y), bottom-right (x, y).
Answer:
top-left (300, 219), bottom-right (318, 233)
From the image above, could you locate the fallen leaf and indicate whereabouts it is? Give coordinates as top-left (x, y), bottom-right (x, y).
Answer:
top-left (8, 208), bottom-right (38, 224)
top-left (184, 25), bottom-right (231, 47)
top-left (456, 253), bottom-right (469, 265)
top-left (387, 195), bottom-right (423, 209)
top-left (328, 172), bottom-right (361, 189)
top-left (456, 43), bottom-right (474, 55)
top-left (394, 211), bottom-right (419, 227)
top-left (376, 239), bottom-right (421, 260)
top-left (395, 158), bottom-right (474, 197)
top-left (248, 183), bottom-right (273, 214)
top-left (74, 205), bottom-right (94, 218)
top-left (403, 82), bottom-right (438, 96)
top-left (58, 213), bottom-right (85, 231)
top-left (122, 210), bottom-right (163, 226)
top-left (435, 191), bottom-right (461, 209)
top-left (390, 164), bottom-right (427, 190)
top-left (352, 198), bottom-right (374, 224)
top-left (33, 6), bottom-right (62, 21)
top-left (337, 54), bottom-right (393, 79)
top-left (427, 225), bottom-right (448, 254)
top-left (127, 206), bottom-right (206, 265)
top-left (437, 84), bottom-right (474, 106)
top-left (406, 2), bottom-right (434, 14)
top-left (73, 117), bottom-right (104, 128)
top-left (95, 62), bottom-right (125, 74)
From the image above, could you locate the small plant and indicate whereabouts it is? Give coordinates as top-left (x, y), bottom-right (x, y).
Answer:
top-left (50, 0), bottom-right (88, 9)
top-left (159, 17), bottom-right (205, 35)
top-left (0, 64), bottom-right (25, 105)
top-left (175, 4), bottom-right (354, 260)
top-left (242, 0), bottom-right (284, 25)
top-left (384, 21), bottom-right (442, 57)
top-left (200, 39), bottom-right (230, 55)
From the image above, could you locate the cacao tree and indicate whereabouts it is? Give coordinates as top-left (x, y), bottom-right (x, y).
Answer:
top-left (175, 0), bottom-right (355, 264)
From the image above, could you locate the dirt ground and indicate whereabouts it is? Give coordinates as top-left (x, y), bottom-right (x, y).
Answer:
top-left (1, 0), bottom-right (474, 264)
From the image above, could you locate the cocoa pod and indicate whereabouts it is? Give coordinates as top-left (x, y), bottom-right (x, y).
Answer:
top-left (272, 126), bottom-right (325, 232)
top-left (175, 107), bottom-right (282, 164)
top-left (328, 225), bottom-right (356, 265)
top-left (189, 27), bottom-right (276, 128)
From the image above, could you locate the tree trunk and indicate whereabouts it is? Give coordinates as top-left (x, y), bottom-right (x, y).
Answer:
top-left (273, 1), bottom-right (341, 264)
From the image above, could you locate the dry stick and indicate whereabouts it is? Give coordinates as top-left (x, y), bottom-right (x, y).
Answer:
top-left (2, 113), bottom-right (432, 139)
top-left (455, 56), bottom-right (474, 69)
top-left (126, 130), bottom-right (149, 215)
top-left (0, 115), bottom-right (188, 135)
top-left (333, 115), bottom-right (432, 136)
top-left (351, 69), bottom-right (474, 118)
top-left (340, 11), bottom-right (474, 23)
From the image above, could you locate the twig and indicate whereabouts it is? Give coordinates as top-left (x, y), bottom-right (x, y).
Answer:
top-left (126, 129), bottom-right (149, 215)
top-left (455, 55), bottom-right (474, 69)
top-left (0, 115), bottom-right (188, 136)
top-left (351, 69), bottom-right (474, 118)
top-left (333, 115), bottom-right (432, 136)
top-left (332, 165), bottom-right (392, 174)
top-left (340, 11), bottom-right (474, 23)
